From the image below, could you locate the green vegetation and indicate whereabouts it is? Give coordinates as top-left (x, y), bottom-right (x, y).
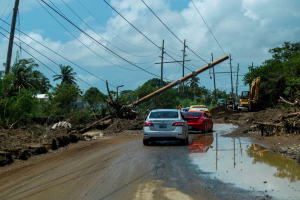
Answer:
top-left (243, 42), bottom-right (300, 107)
top-left (1, 41), bottom-right (299, 128)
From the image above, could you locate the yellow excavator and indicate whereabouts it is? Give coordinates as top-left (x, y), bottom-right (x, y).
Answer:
top-left (238, 77), bottom-right (264, 112)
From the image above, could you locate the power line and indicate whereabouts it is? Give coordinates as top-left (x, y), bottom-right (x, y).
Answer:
top-left (190, 0), bottom-right (226, 55)
top-left (141, 0), bottom-right (209, 65)
top-left (0, 32), bottom-right (57, 74)
top-left (61, 0), bottom-right (161, 58)
top-left (40, 0), bottom-right (173, 81)
top-left (103, 0), bottom-right (193, 72)
top-left (0, 9), bottom-right (12, 28)
top-left (0, 0), bottom-right (13, 19)
top-left (46, 0), bottom-right (134, 63)
top-left (0, 30), bottom-right (93, 87)
top-left (0, 22), bottom-right (118, 88)
top-left (36, 2), bottom-right (155, 72)
top-left (75, 0), bottom-right (156, 50)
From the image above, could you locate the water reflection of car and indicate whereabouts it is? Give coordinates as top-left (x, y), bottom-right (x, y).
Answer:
top-left (189, 105), bottom-right (210, 116)
top-left (143, 109), bottom-right (189, 146)
top-left (183, 111), bottom-right (213, 133)
top-left (189, 134), bottom-right (214, 153)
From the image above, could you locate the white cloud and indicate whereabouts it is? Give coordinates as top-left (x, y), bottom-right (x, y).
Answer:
top-left (0, 0), bottom-right (300, 93)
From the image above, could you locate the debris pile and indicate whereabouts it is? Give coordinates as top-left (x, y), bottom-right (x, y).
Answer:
top-left (0, 127), bottom-right (81, 166)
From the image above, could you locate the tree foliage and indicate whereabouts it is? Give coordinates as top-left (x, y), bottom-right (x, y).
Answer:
top-left (243, 41), bottom-right (300, 107)
top-left (53, 65), bottom-right (77, 85)
top-left (50, 83), bottom-right (81, 117)
top-left (0, 74), bottom-right (38, 127)
top-left (9, 56), bottom-right (52, 93)
top-left (83, 87), bottom-right (106, 112)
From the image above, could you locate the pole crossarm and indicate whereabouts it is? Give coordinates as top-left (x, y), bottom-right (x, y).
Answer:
top-left (210, 72), bottom-right (237, 74)
top-left (130, 55), bottom-right (229, 106)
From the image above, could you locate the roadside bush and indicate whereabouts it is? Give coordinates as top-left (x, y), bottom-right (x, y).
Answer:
top-left (0, 74), bottom-right (38, 128)
top-left (50, 83), bottom-right (81, 117)
top-left (67, 108), bottom-right (91, 126)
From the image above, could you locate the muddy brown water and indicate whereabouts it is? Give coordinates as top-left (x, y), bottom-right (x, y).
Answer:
top-left (189, 124), bottom-right (300, 200)
top-left (0, 124), bottom-right (300, 200)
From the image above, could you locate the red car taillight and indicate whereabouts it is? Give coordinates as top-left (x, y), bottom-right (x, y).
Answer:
top-left (198, 118), bottom-right (204, 122)
top-left (143, 122), bottom-right (154, 127)
top-left (172, 122), bottom-right (184, 126)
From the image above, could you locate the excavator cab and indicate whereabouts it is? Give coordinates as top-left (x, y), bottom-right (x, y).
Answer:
top-left (238, 77), bottom-right (264, 112)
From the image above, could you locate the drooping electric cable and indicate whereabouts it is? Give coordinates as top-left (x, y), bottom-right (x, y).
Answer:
top-left (61, 0), bottom-right (161, 58)
top-left (40, 0), bottom-right (174, 81)
top-left (190, 0), bottom-right (226, 55)
top-left (0, 31), bottom-right (93, 87)
top-left (141, 0), bottom-right (209, 65)
top-left (103, 0), bottom-right (193, 73)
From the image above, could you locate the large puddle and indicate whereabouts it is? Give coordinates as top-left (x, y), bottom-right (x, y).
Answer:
top-left (188, 123), bottom-right (300, 200)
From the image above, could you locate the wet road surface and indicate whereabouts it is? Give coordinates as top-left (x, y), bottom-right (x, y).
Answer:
top-left (0, 124), bottom-right (300, 200)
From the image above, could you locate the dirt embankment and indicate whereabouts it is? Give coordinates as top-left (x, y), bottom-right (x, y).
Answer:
top-left (211, 106), bottom-right (300, 164)
top-left (0, 127), bottom-right (82, 166)
top-left (0, 118), bottom-right (144, 167)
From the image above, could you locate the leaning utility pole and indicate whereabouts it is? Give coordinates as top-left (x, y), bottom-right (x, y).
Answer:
top-left (5, 0), bottom-right (20, 75)
top-left (181, 39), bottom-right (187, 98)
top-left (160, 40), bottom-right (165, 88)
top-left (212, 53), bottom-right (216, 102)
top-left (131, 55), bottom-right (229, 106)
top-left (229, 54), bottom-right (233, 97)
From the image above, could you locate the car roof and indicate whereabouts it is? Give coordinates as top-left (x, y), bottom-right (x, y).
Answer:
top-left (150, 109), bottom-right (179, 112)
top-left (190, 105), bottom-right (207, 107)
top-left (184, 111), bottom-right (204, 113)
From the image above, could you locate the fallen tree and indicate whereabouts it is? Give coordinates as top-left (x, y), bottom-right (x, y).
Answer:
top-left (79, 55), bottom-right (229, 133)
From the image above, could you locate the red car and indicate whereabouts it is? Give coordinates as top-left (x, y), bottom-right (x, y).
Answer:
top-left (183, 111), bottom-right (213, 133)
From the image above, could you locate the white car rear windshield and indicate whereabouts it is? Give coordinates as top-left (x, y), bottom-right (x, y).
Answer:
top-left (192, 107), bottom-right (207, 111)
top-left (149, 111), bottom-right (179, 118)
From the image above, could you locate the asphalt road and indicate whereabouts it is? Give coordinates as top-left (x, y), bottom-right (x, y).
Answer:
top-left (0, 124), bottom-right (269, 200)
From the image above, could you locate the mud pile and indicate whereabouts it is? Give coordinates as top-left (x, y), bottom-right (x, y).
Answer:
top-left (210, 106), bottom-right (234, 119)
top-left (104, 118), bottom-right (143, 134)
top-left (0, 127), bottom-right (81, 166)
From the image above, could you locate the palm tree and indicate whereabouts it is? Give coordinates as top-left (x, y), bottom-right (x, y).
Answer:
top-left (53, 65), bottom-right (77, 85)
top-left (187, 76), bottom-right (200, 88)
top-left (10, 58), bottom-right (52, 93)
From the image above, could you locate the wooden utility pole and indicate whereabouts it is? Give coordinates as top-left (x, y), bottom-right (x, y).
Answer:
top-left (131, 55), bottom-right (229, 106)
top-left (5, 0), bottom-right (20, 75)
top-left (229, 54), bottom-right (233, 97)
top-left (212, 53), bottom-right (216, 102)
top-left (236, 63), bottom-right (239, 101)
top-left (160, 40), bottom-right (164, 88)
top-left (181, 39), bottom-right (187, 98)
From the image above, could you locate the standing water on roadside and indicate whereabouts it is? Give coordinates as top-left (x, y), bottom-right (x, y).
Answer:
top-left (188, 123), bottom-right (300, 200)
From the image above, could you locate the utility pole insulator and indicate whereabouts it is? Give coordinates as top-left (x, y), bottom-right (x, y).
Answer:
top-left (5, 0), bottom-right (20, 75)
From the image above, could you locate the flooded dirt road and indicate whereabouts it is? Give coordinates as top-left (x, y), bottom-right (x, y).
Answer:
top-left (0, 124), bottom-right (300, 200)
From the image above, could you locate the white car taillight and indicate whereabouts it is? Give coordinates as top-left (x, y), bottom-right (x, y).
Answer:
top-left (172, 122), bottom-right (184, 126)
top-left (143, 122), bottom-right (154, 127)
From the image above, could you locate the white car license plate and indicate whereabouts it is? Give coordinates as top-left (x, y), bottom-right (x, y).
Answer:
top-left (159, 124), bottom-right (167, 129)
top-left (188, 126), bottom-right (192, 129)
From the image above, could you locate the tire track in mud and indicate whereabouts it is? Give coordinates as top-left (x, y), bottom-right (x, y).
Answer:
top-left (0, 141), bottom-right (167, 200)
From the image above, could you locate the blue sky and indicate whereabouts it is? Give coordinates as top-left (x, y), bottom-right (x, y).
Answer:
top-left (0, 0), bottom-right (300, 95)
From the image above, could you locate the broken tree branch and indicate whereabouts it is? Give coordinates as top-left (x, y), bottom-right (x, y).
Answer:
top-left (277, 112), bottom-right (300, 121)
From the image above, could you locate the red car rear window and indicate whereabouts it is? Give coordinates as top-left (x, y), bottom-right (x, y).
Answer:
top-left (183, 112), bottom-right (202, 117)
